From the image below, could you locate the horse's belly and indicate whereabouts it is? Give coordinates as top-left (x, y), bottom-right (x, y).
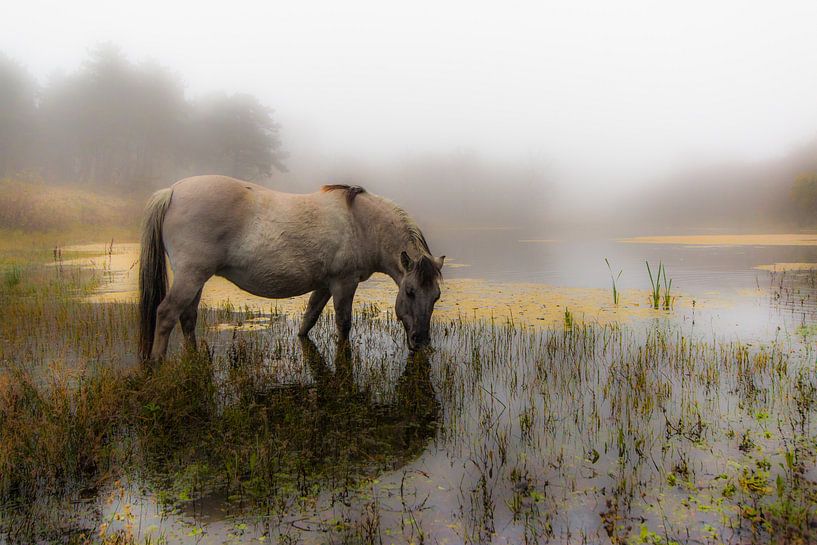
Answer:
top-left (217, 267), bottom-right (317, 299)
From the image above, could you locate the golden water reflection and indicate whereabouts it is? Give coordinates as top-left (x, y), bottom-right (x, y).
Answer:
top-left (62, 243), bottom-right (714, 328)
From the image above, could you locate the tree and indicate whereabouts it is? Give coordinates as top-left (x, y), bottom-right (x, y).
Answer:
top-left (39, 44), bottom-right (190, 187)
top-left (189, 93), bottom-right (286, 181)
top-left (790, 173), bottom-right (817, 224)
top-left (0, 54), bottom-right (37, 177)
top-left (26, 44), bottom-right (286, 189)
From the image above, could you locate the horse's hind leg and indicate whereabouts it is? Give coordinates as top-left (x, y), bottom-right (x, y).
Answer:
top-left (299, 288), bottom-right (331, 337)
top-left (180, 287), bottom-right (204, 350)
top-left (152, 269), bottom-right (209, 360)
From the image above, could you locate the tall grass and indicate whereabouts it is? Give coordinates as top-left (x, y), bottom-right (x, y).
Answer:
top-left (646, 260), bottom-right (674, 309)
top-left (605, 258), bottom-right (622, 305)
top-left (3, 266), bottom-right (21, 288)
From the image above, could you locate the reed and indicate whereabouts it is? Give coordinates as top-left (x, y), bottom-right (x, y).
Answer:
top-left (646, 260), bottom-right (674, 309)
top-left (605, 258), bottom-right (622, 305)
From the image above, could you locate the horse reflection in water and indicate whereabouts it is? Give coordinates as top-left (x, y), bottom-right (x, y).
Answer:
top-left (296, 338), bottom-right (440, 464)
top-left (158, 338), bottom-right (442, 528)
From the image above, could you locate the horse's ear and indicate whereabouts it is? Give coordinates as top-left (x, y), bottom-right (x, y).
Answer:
top-left (434, 255), bottom-right (445, 270)
top-left (400, 251), bottom-right (415, 272)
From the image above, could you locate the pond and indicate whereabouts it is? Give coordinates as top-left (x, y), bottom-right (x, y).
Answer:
top-left (67, 229), bottom-right (817, 341)
top-left (1, 230), bottom-right (816, 544)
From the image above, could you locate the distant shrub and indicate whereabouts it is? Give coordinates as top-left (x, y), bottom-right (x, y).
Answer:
top-left (790, 173), bottom-right (817, 225)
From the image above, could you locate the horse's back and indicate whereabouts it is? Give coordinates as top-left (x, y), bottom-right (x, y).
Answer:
top-left (161, 176), bottom-right (352, 297)
top-left (162, 176), bottom-right (255, 265)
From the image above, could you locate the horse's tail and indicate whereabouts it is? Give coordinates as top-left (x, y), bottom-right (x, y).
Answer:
top-left (139, 188), bottom-right (173, 361)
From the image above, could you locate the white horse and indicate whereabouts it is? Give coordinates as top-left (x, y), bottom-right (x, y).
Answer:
top-left (139, 176), bottom-right (445, 361)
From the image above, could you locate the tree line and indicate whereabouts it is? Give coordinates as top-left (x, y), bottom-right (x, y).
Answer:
top-left (0, 44), bottom-right (286, 190)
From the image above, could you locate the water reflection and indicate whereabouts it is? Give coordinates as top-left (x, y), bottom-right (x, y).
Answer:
top-left (102, 338), bottom-right (441, 545)
top-left (297, 337), bottom-right (440, 463)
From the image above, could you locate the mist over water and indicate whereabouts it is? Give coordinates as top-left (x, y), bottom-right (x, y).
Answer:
top-left (3, 1), bottom-right (817, 228)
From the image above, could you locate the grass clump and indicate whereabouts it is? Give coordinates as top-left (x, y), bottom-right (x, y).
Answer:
top-left (646, 260), bottom-right (674, 309)
top-left (0, 364), bottom-right (129, 501)
top-left (605, 258), bottom-right (622, 305)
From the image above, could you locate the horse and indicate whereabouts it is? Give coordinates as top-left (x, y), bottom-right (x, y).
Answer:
top-left (138, 175), bottom-right (445, 361)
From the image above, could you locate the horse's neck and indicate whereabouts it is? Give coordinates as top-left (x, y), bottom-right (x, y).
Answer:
top-left (359, 198), bottom-right (410, 285)
top-left (375, 222), bottom-right (409, 285)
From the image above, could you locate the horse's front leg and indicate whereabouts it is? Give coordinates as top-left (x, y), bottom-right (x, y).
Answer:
top-left (299, 288), bottom-right (331, 337)
top-left (331, 281), bottom-right (358, 340)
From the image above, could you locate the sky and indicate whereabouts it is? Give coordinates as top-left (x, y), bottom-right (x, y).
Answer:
top-left (4, 0), bottom-right (817, 206)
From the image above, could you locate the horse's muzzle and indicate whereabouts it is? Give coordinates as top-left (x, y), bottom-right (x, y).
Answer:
top-left (408, 331), bottom-right (430, 351)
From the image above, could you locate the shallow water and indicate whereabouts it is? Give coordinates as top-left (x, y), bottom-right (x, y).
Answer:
top-left (64, 229), bottom-right (817, 342)
top-left (74, 319), bottom-right (817, 544)
top-left (5, 231), bottom-right (817, 544)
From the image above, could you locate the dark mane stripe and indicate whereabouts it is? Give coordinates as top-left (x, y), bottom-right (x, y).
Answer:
top-left (321, 184), bottom-right (366, 205)
top-left (416, 255), bottom-right (441, 286)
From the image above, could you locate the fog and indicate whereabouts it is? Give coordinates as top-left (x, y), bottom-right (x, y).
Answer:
top-left (3, 1), bottom-right (817, 228)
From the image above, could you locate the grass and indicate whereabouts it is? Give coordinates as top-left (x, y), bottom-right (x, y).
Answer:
top-left (0, 235), bottom-right (816, 544)
top-left (605, 258), bottom-right (622, 305)
top-left (646, 260), bottom-right (674, 310)
top-left (0, 177), bottom-right (141, 233)
top-left (563, 306), bottom-right (574, 329)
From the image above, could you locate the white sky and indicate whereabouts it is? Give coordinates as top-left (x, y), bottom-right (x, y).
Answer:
top-left (4, 0), bottom-right (817, 204)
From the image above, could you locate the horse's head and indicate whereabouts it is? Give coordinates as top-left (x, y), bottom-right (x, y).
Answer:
top-left (396, 251), bottom-right (444, 351)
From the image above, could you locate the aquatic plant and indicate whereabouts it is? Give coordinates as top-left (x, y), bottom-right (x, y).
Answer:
top-left (563, 306), bottom-right (574, 329)
top-left (646, 260), bottom-right (673, 309)
top-left (605, 258), bottom-right (622, 305)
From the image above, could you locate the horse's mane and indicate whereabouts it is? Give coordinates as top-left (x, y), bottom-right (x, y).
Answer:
top-left (322, 183), bottom-right (436, 270)
top-left (382, 197), bottom-right (441, 285)
top-left (393, 207), bottom-right (432, 256)
top-left (321, 184), bottom-right (366, 206)
top-left (414, 254), bottom-right (439, 286)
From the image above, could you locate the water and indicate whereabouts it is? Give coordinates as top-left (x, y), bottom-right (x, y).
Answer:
top-left (67, 230), bottom-right (817, 342)
top-left (3, 230), bottom-right (817, 544)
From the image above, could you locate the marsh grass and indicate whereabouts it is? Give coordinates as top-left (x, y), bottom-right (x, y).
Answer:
top-left (1, 242), bottom-right (816, 544)
top-left (0, 178), bottom-right (141, 233)
top-left (646, 260), bottom-right (674, 310)
top-left (563, 307), bottom-right (574, 329)
top-left (2, 265), bottom-right (21, 288)
top-left (605, 258), bottom-right (622, 305)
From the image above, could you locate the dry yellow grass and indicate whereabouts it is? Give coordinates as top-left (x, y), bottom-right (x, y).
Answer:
top-left (0, 178), bottom-right (140, 233)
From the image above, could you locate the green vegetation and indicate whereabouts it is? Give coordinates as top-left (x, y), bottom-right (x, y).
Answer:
top-left (646, 260), bottom-right (674, 310)
top-left (563, 306), bottom-right (574, 329)
top-left (605, 257), bottom-right (623, 305)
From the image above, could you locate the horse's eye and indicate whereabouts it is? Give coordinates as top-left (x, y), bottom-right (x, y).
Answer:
top-left (407, 288), bottom-right (415, 298)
